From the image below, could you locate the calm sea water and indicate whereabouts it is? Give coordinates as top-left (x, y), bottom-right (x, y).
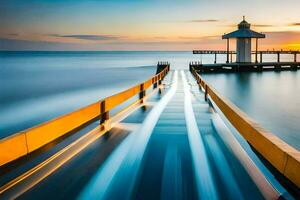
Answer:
top-left (202, 71), bottom-right (300, 150)
top-left (0, 51), bottom-right (299, 150)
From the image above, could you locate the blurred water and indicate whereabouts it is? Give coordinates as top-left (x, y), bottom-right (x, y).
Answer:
top-left (0, 51), bottom-right (190, 137)
top-left (0, 51), bottom-right (299, 151)
top-left (202, 71), bottom-right (300, 150)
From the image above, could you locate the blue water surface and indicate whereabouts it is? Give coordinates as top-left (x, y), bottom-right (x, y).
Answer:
top-left (0, 51), bottom-right (299, 150)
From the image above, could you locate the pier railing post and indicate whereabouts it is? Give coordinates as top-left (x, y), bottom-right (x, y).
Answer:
top-left (204, 84), bottom-right (208, 101)
top-left (255, 38), bottom-right (258, 63)
top-left (214, 53), bottom-right (217, 64)
top-left (158, 74), bottom-right (162, 85)
top-left (153, 77), bottom-right (158, 89)
top-left (100, 100), bottom-right (109, 129)
top-left (139, 83), bottom-right (145, 103)
top-left (260, 52), bottom-right (263, 63)
top-left (226, 38), bottom-right (230, 63)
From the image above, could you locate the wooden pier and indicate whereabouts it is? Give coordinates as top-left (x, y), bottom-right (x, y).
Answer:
top-left (0, 63), bottom-right (299, 199)
top-left (189, 61), bottom-right (300, 73)
top-left (193, 50), bottom-right (300, 64)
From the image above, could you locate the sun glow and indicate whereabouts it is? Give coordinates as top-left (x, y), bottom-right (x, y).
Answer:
top-left (285, 43), bottom-right (300, 51)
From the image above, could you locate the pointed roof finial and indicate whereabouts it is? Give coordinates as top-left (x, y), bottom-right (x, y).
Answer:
top-left (243, 16), bottom-right (245, 21)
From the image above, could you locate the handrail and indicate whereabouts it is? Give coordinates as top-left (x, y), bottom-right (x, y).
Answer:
top-left (0, 64), bottom-right (170, 167)
top-left (193, 50), bottom-right (300, 54)
top-left (190, 66), bottom-right (300, 188)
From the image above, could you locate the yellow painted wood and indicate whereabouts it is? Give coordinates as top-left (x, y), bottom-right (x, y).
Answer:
top-left (144, 78), bottom-right (153, 89)
top-left (284, 151), bottom-right (300, 186)
top-left (0, 133), bottom-right (28, 166)
top-left (26, 102), bottom-right (100, 152)
top-left (105, 85), bottom-right (140, 111)
top-left (191, 67), bottom-right (300, 187)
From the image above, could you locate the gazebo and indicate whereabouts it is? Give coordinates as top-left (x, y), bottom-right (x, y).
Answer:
top-left (222, 17), bottom-right (265, 63)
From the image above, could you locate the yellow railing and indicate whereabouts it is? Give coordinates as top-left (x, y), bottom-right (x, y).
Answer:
top-left (0, 65), bottom-right (170, 167)
top-left (190, 66), bottom-right (300, 188)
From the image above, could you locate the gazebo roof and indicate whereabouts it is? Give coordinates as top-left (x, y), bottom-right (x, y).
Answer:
top-left (222, 17), bottom-right (266, 39)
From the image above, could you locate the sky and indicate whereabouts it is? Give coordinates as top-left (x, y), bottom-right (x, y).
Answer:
top-left (1, 0), bottom-right (300, 51)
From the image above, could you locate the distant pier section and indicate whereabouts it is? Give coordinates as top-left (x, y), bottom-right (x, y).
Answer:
top-left (192, 17), bottom-right (300, 73)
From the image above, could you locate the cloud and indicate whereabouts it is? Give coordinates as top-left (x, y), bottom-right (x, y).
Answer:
top-left (0, 38), bottom-right (81, 50)
top-left (177, 35), bottom-right (219, 40)
top-left (225, 24), bottom-right (274, 28)
top-left (185, 19), bottom-right (219, 23)
top-left (8, 33), bottom-right (20, 36)
top-left (252, 24), bottom-right (274, 28)
top-left (0, 37), bottom-right (219, 51)
top-left (49, 34), bottom-right (121, 41)
top-left (225, 23), bottom-right (300, 28)
top-left (265, 31), bottom-right (300, 37)
top-left (153, 36), bottom-right (168, 39)
top-left (289, 23), bottom-right (300, 26)
top-left (258, 31), bottom-right (300, 48)
top-left (2, 31), bottom-right (300, 51)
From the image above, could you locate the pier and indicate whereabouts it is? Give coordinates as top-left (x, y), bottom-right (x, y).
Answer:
top-left (189, 61), bottom-right (300, 73)
top-left (0, 63), bottom-right (299, 199)
top-left (192, 17), bottom-right (300, 73)
top-left (193, 50), bottom-right (300, 64)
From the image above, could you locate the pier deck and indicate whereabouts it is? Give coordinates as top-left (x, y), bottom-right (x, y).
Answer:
top-left (0, 65), bottom-right (299, 199)
top-left (190, 62), bottom-right (300, 73)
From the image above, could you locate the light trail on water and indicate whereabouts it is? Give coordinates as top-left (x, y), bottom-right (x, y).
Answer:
top-left (181, 70), bottom-right (218, 200)
top-left (78, 71), bottom-right (178, 200)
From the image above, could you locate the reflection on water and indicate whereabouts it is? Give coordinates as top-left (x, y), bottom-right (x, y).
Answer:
top-left (202, 71), bottom-right (300, 150)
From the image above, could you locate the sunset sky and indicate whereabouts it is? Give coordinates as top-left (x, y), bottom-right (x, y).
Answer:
top-left (1, 0), bottom-right (300, 50)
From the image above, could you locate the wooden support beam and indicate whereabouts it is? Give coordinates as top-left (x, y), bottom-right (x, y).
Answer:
top-left (277, 52), bottom-right (280, 63)
top-left (226, 39), bottom-right (229, 63)
top-left (153, 76), bottom-right (158, 89)
top-left (255, 38), bottom-right (258, 63)
top-left (204, 84), bottom-right (208, 101)
top-left (139, 83), bottom-right (145, 103)
top-left (100, 100), bottom-right (109, 127)
top-left (214, 53), bottom-right (217, 64)
top-left (260, 52), bottom-right (263, 63)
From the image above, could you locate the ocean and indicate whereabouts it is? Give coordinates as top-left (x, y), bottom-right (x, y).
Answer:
top-left (0, 51), bottom-right (299, 150)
